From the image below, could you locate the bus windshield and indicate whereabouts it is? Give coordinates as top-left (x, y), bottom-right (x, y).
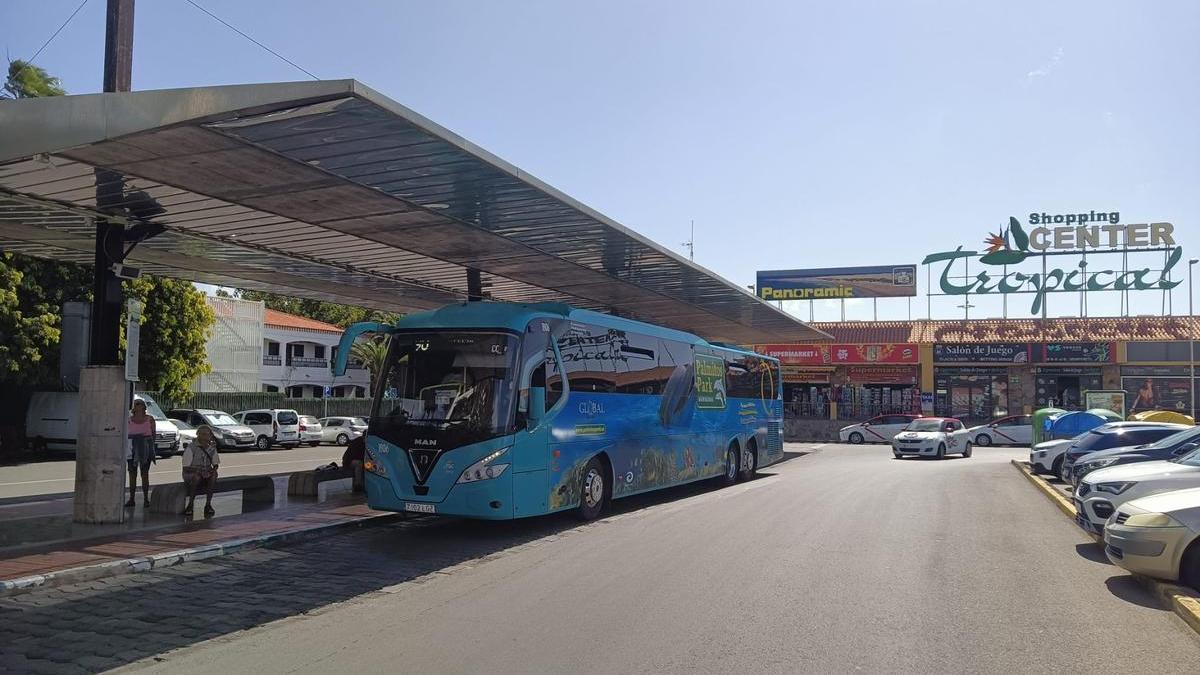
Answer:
top-left (372, 331), bottom-right (520, 450)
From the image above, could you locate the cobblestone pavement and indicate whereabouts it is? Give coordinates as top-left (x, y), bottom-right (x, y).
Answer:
top-left (0, 468), bottom-right (735, 674)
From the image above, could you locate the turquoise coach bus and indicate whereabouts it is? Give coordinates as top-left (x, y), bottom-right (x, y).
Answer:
top-left (333, 301), bottom-right (783, 520)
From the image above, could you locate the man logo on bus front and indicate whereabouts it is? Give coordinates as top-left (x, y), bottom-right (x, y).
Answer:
top-left (412, 439), bottom-right (437, 447)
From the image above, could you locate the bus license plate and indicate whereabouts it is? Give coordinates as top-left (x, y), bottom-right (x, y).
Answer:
top-left (404, 502), bottom-right (436, 514)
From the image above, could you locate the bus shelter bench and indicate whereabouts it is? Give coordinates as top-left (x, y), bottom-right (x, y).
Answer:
top-left (287, 465), bottom-right (363, 498)
top-left (149, 474), bottom-right (275, 514)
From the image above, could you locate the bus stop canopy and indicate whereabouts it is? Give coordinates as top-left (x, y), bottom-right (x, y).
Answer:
top-left (0, 80), bottom-right (828, 344)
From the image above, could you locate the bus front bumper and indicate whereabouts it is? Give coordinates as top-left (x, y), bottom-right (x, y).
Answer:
top-left (365, 471), bottom-right (516, 520)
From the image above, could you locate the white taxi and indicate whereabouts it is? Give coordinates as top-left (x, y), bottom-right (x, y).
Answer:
top-left (891, 417), bottom-right (973, 460)
top-left (839, 414), bottom-right (921, 444)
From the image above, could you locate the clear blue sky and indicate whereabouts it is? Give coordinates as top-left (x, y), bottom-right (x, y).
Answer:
top-left (4, 0), bottom-right (1198, 321)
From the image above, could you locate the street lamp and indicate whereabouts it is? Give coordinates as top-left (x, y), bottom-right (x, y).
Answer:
top-left (1190, 258), bottom-right (1198, 420)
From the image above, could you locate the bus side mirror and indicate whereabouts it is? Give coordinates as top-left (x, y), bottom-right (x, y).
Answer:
top-left (526, 387), bottom-right (546, 428)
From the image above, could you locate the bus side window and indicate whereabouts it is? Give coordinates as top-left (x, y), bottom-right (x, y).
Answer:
top-left (545, 356), bottom-right (564, 411)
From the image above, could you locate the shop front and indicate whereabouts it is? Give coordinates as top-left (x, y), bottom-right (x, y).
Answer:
top-left (1121, 366), bottom-right (1196, 415)
top-left (841, 365), bottom-right (919, 417)
top-left (931, 343), bottom-right (1027, 422)
top-left (756, 342), bottom-right (920, 420)
top-left (1034, 367), bottom-right (1103, 409)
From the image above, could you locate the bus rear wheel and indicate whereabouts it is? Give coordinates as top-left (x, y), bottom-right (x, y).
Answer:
top-left (577, 457), bottom-right (608, 521)
top-left (739, 442), bottom-right (758, 481)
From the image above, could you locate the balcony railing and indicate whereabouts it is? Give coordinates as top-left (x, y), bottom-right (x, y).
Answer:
top-left (288, 357), bottom-right (330, 368)
top-left (262, 355), bottom-right (282, 366)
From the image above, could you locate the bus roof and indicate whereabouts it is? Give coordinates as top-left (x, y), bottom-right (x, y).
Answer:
top-left (394, 301), bottom-right (775, 360)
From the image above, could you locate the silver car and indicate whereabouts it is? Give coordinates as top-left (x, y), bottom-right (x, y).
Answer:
top-left (319, 417), bottom-right (367, 445)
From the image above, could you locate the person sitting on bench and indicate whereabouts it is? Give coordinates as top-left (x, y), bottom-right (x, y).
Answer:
top-left (182, 425), bottom-right (221, 517)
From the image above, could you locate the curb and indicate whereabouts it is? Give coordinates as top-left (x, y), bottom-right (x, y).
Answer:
top-left (1011, 459), bottom-right (1200, 636)
top-left (0, 511), bottom-right (403, 598)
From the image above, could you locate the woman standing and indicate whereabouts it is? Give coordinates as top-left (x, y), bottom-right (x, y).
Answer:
top-left (127, 399), bottom-right (156, 507)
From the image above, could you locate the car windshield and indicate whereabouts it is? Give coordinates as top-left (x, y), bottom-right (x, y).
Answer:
top-left (173, 419), bottom-right (195, 431)
top-left (372, 331), bottom-right (520, 450)
top-left (300, 416), bottom-right (319, 425)
top-left (136, 394), bottom-right (168, 421)
top-left (277, 411), bottom-right (299, 425)
top-left (1145, 426), bottom-right (1200, 451)
top-left (204, 412), bottom-right (239, 426)
top-left (906, 420), bottom-right (945, 432)
top-left (351, 418), bottom-right (367, 426)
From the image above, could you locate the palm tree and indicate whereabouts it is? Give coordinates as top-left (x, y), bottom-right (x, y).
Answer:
top-left (350, 338), bottom-right (390, 396)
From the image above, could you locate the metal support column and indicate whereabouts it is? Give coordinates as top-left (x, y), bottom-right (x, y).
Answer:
top-left (466, 268), bottom-right (484, 302)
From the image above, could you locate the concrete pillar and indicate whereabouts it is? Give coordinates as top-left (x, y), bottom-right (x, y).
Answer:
top-left (74, 366), bottom-right (128, 523)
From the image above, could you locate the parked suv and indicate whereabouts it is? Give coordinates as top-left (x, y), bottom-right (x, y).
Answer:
top-left (232, 409), bottom-right (301, 450)
top-left (1071, 426), bottom-right (1200, 486)
top-left (167, 408), bottom-right (256, 450)
top-left (1061, 422), bottom-right (1189, 483)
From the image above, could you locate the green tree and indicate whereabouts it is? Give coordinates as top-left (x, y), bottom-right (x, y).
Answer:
top-left (0, 253), bottom-right (92, 386)
top-left (125, 277), bottom-right (216, 401)
top-left (3, 60), bottom-right (65, 99)
top-left (350, 338), bottom-right (390, 396)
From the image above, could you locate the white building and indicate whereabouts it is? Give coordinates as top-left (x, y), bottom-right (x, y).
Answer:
top-left (195, 297), bottom-right (370, 398)
top-left (261, 309), bottom-right (370, 398)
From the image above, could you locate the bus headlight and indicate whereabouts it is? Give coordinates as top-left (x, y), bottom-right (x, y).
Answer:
top-left (458, 448), bottom-right (510, 484)
top-left (364, 446), bottom-right (388, 478)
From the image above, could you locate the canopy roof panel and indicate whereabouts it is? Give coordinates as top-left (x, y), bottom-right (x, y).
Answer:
top-left (0, 80), bottom-right (827, 343)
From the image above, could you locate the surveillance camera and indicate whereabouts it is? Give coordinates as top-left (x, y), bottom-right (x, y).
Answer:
top-left (110, 263), bottom-right (141, 280)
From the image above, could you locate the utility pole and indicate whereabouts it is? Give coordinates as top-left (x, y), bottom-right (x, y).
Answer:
top-left (1190, 258), bottom-right (1197, 421)
top-left (76, 0), bottom-right (136, 524)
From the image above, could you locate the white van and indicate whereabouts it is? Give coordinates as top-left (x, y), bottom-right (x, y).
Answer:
top-left (232, 409), bottom-right (301, 450)
top-left (25, 391), bottom-right (181, 456)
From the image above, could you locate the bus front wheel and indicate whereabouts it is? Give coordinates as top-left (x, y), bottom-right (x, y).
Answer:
top-left (577, 457), bottom-right (608, 521)
top-left (719, 444), bottom-right (739, 487)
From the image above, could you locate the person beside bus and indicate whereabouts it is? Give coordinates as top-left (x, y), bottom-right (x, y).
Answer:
top-left (182, 425), bottom-right (220, 517)
top-left (126, 399), bottom-right (156, 508)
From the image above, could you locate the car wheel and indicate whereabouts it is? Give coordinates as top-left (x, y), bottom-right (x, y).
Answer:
top-left (739, 442), bottom-right (758, 481)
top-left (975, 434), bottom-right (992, 447)
top-left (308, 441), bottom-right (320, 447)
top-left (337, 433), bottom-right (350, 446)
top-left (936, 443), bottom-right (946, 460)
top-left (255, 435), bottom-right (271, 451)
top-left (893, 450), bottom-right (902, 459)
top-left (576, 457), bottom-right (608, 521)
top-left (963, 442), bottom-right (972, 458)
top-left (1180, 540), bottom-right (1200, 591)
top-left (848, 432), bottom-right (864, 445)
top-left (1051, 455), bottom-right (1064, 480)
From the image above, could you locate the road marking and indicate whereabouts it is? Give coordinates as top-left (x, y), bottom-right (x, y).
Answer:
top-left (0, 458), bottom-right (340, 488)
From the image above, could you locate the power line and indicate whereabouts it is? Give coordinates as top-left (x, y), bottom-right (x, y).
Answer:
top-left (182, 0), bottom-right (319, 80)
top-left (27, 0), bottom-right (90, 64)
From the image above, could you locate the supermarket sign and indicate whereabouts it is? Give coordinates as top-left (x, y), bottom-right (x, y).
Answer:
top-left (922, 212), bottom-right (1183, 315)
top-left (755, 343), bottom-right (918, 365)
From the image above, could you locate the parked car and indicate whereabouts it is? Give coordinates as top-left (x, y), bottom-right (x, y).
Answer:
top-left (25, 391), bottom-right (180, 456)
top-left (1075, 450), bottom-right (1200, 535)
top-left (173, 418), bottom-right (199, 455)
top-left (1029, 431), bottom-right (1090, 477)
top-left (167, 408), bottom-right (257, 450)
top-left (1061, 422), bottom-right (1190, 483)
top-left (298, 415), bottom-right (323, 446)
top-left (319, 416), bottom-right (367, 445)
top-left (1070, 426), bottom-right (1200, 486)
top-left (839, 414), bottom-right (921, 444)
top-left (967, 414), bottom-right (1033, 447)
top-left (891, 417), bottom-right (971, 459)
top-left (232, 409), bottom-right (301, 450)
top-left (1104, 486), bottom-right (1200, 588)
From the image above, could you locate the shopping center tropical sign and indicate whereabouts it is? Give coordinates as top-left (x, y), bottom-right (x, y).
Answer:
top-left (922, 211), bottom-right (1183, 314)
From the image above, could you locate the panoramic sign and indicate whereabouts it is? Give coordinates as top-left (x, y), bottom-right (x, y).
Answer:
top-left (755, 343), bottom-right (918, 365)
top-left (756, 265), bottom-right (917, 300)
top-left (922, 211), bottom-right (1183, 314)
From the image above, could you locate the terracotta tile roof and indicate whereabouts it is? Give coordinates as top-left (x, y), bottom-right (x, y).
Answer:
top-left (808, 321), bottom-right (921, 344)
top-left (263, 309), bottom-right (343, 334)
top-left (808, 317), bottom-right (1199, 344)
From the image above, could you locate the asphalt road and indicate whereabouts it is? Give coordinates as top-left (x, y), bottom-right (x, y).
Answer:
top-left (5, 442), bottom-right (1200, 673)
top-left (0, 445), bottom-right (347, 500)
